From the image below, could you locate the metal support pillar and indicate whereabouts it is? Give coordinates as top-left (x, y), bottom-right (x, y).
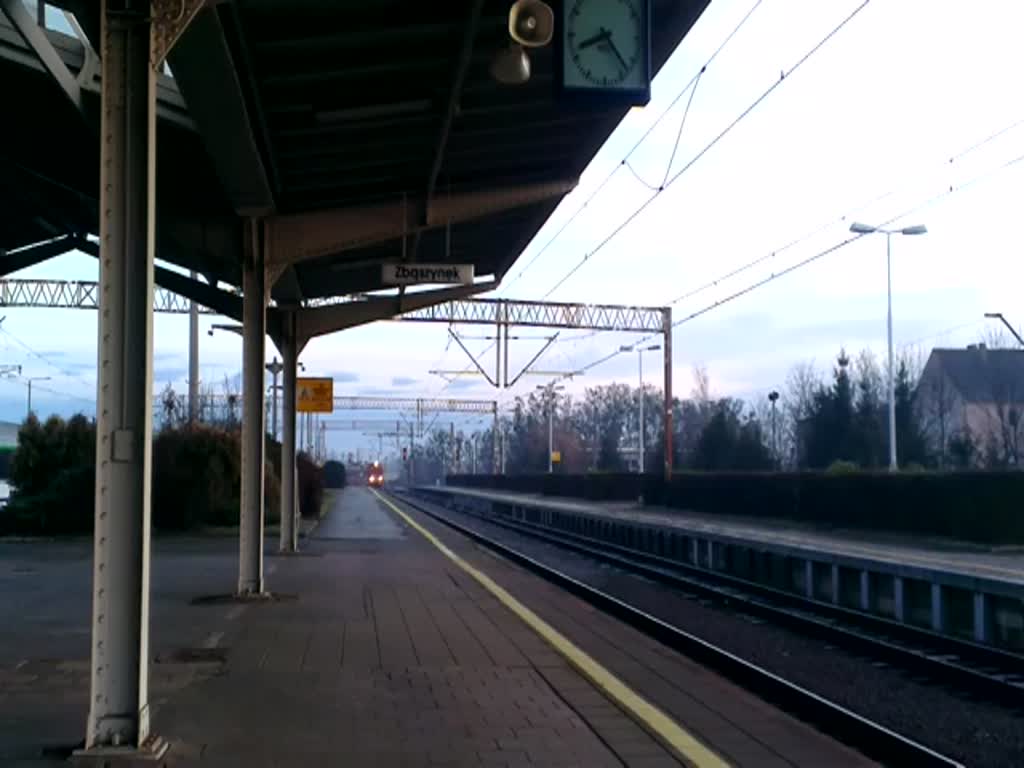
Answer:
top-left (279, 316), bottom-right (298, 553)
top-left (492, 407), bottom-right (499, 473)
top-left (860, 570), bottom-right (871, 612)
top-left (238, 220), bottom-right (267, 595)
top-left (83, 0), bottom-right (159, 753)
top-left (893, 576), bottom-right (905, 621)
top-left (662, 308), bottom-right (673, 480)
top-left (931, 583), bottom-right (945, 633)
top-left (973, 592), bottom-right (990, 644)
top-left (188, 271), bottom-right (199, 422)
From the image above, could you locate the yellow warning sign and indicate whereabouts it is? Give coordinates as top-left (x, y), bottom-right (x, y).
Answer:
top-left (296, 377), bottom-right (333, 413)
top-left (551, 450), bottom-right (562, 464)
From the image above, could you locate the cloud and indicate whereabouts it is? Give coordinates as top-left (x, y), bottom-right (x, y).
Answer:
top-left (327, 371), bottom-right (360, 383)
top-left (446, 379), bottom-right (478, 391)
top-left (354, 387), bottom-right (405, 398)
top-left (391, 376), bottom-right (418, 387)
top-left (154, 367), bottom-right (188, 384)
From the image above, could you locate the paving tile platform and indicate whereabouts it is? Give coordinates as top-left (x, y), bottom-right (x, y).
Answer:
top-left (0, 487), bottom-right (874, 767)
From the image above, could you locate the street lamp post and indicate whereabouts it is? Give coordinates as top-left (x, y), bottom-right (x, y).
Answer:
top-left (26, 376), bottom-right (51, 416)
top-left (984, 312), bottom-right (1024, 348)
top-left (265, 357), bottom-right (284, 440)
top-left (620, 344), bottom-right (662, 473)
top-left (849, 222), bottom-right (928, 471)
top-left (768, 391), bottom-right (779, 466)
top-left (536, 383), bottom-right (565, 473)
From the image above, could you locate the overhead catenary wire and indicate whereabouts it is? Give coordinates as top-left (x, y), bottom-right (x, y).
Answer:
top-left (540, 0), bottom-right (872, 300)
top-left (666, 113), bottom-right (1024, 307)
top-left (548, 145), bottom-right (1024, 383)
top-left (0, 326), bottom-right (92, 382)
top-left (497, 0), bottom-right (765, 295)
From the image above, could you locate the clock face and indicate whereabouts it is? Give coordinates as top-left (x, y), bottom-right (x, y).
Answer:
top-left (564, 0), bottom-right (646, 90)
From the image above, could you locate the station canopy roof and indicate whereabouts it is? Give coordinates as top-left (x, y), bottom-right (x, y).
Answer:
top-left (0, 0), bottom-right (707, 303)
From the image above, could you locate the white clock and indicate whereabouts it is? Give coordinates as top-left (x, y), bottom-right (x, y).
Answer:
top-left (561, 0), bottom-right (650, 100)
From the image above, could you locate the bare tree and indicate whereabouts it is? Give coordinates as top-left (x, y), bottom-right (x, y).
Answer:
top-left (158, 383), bottom-right (184, 429)
top-left (691, 364), bottom-right (712, 406)
top-left (855, 349), bottom-right (883, 404)
top-left (916, 370), bottom-right (959, 467)
top-left (222, 375), bottom-right (240, 428)
top-left (984, 377), bottom-right (1023, 468)
top-left (981, 327), bottom-right (1015, 350)
top-left (781, 360), bottom-right (820, 468)
top-left (899, 346), bottom-right (927, 386)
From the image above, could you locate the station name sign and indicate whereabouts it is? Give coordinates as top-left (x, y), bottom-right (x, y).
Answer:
top-left (382, 263), bottom-right (474, 286)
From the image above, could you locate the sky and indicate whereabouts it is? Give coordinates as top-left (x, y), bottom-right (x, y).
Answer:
top-left (4, 0), bottom-right (1024, 459)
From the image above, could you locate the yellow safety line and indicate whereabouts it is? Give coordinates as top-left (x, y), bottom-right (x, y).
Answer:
top-left (371, 489), bottom-right (730, 768)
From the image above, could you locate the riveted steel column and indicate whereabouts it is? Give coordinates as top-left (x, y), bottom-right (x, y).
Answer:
top-left (238, 220), bottom-right (267, 594)
top-left (279, 313), bottom-right (298, 553)
top-left (85, 0), bottom-right (156, 750)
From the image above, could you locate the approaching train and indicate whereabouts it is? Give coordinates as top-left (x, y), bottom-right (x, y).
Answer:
top-left (366, 461), bottom-right (384, 488)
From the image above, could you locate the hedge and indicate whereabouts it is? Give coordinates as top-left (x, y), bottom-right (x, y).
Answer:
top-left (0, 419), bottom-right (323, 536)
top-left (446, 471), bottom-right (1024, 545)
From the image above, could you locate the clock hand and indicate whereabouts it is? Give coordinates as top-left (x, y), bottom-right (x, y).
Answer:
top-left (604, 33), bottom-right (629, 72)
top-left (581, 28), bottom-right (610, 50)
top-left (577, 27), bottom-right (610, 51)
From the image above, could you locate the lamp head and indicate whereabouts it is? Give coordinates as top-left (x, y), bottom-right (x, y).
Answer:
top-left (900, 224), bottom-right (928, 235)
top-left (849, 222), bottom-right (876, 234)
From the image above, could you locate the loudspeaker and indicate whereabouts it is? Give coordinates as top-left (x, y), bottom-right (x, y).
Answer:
top-left (508, 0), bottom-right (553, 48)
top-left (490, 44), bottom-right (531, 85)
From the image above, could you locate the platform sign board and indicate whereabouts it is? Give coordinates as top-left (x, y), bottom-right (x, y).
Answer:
top-left (382, 263), bottom-right (474, 286)
top-left (297, 377), bottom-right (333, 413)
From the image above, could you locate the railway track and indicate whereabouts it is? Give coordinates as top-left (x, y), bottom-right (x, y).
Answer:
top-left (406, 489), bottom-right (1024, 707)
top-left (386, 489), bottom-right (965, 768)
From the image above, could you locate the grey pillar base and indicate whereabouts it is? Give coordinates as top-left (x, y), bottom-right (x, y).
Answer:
top-left (72, 736), bottom-right (169, 765)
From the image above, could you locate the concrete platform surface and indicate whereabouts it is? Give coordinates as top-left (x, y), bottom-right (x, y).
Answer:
top-left (438, 487), bottom-right (1024, 586)
top-left (1, 486), bottom-right (873, 767)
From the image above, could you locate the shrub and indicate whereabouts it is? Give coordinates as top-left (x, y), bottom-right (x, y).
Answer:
top-left (297, 451), bottom-right (323, 519)
top-left (323, 460), bottom-right (347, 488)
top-left (826, 460), bottom-right (859, 475)
top-left (266, 440), bottom-right (323, 518)
top-left (152, 425), bottom-right (242, 529)
top-left (2, 414), bottom-right (97, 536)
top-left (1, 417), bottom-right (302, 536)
